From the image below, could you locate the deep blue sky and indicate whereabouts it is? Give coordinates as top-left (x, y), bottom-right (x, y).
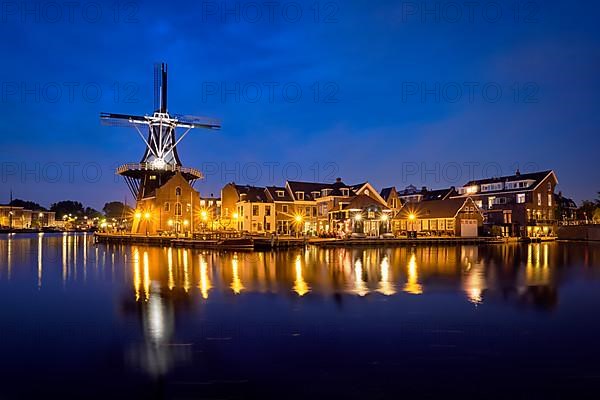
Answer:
top-left (1, 0), bottom-right (599, 209)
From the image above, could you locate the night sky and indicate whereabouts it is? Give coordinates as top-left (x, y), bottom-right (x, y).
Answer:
top-left (1, 0), bottom-right (599, 210)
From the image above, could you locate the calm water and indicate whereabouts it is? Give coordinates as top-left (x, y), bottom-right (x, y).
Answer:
top-left (1, 233), bottom-right (600, 399)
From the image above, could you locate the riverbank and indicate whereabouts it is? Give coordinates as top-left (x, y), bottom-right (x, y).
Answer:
top-left (94, 232), bottom-right (528, 250)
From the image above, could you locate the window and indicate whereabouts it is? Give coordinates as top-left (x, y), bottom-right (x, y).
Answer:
top-left (548, 194), bottom-right (552, 207)
top-left (391, 198), bottom-right (397, 208)
top-left (341, 188), bottom-right (349, 196)
top-left (175, 202), bottom-right (182, 216)
top-left (265, 205), bottom-right (271, 216)
top-left (296, 192), bottom-right (304, 200)
top-left (276, 190), bottom-right (285, 197)
top-left (164, 202), bottom-right (170, 212)
top-left (537, 193), bottom-right (542, 206)
top-left (253, 205), bottom-right (259, 216)
top-left (175, 187), bottom-right (182, 196)
top-left (282, 205), bottom-right (288, 213)
top-left (547, 182), bottom-right (552, 191)
top-left (517, 193), bottom-right (526, 204)
top-left (488, 197), bottom-right (495, 209)
top-left (312, 191), bottom-right (320, 198)
top-left (322, 189), bottom-right (332, 197)
top-left (150, 175), bottom-right (156, 180)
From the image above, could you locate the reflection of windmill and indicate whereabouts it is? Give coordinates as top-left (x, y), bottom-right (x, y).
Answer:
top-left (100, 63), bottom-right (221, 200)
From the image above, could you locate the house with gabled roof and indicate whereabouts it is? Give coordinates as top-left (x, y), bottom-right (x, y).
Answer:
top-left (221, 183), bottom-right (275, 233)
top-left (452, 169), bottom-right (558, 237)
top-left (394, 197), bottom-right (483, 237)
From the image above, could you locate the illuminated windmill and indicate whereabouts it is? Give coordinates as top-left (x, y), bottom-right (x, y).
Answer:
top-left (100, 63), bottom-right (221, 200)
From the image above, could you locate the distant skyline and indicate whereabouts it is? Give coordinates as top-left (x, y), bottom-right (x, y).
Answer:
top-left (1, 0), bottom-right (599, 209)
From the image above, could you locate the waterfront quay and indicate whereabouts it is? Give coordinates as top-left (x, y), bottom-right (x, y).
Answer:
top-left (94, 231), bottom-right (516, 250)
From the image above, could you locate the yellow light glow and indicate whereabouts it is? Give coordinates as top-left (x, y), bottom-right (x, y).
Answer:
top-left (381, 214), bottom-right (388, 222)
top-left (144, 212), bottom-right (151, 220)
top-left (233, 212), bottom-right (239, 220)
top-left (404, 253), bottom-right (422, 295)
top-left (408, 213), bottom-right (416, 221)
top-left (294, 214), bottom-right (303, 223)
top-left (167, 219), bottom-right (173, 227)
top-left (134, 211), bottom-right (142, 219)
top-left (293, 255), bottom-right (310, 296)
top-left (200, 210), bottom-right (208, 220)
top-left (354, 213), bottom-right (362, 221)
top-left (183, 219), bottom-right (189, 226)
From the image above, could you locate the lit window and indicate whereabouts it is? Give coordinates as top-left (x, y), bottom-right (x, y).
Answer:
top-left (175, 203), bottom-right (182, 216)
top-left (253, 205), bottom-right (259, 216)
top-left (537, 193), bottom-right (542, 206)
top-left (517, 193), bottom-right (526, 204)
top-left (548, 194), bottom-right (552, 207)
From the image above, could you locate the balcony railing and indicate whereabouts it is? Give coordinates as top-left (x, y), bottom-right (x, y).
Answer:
top-left (117, 163), bottom-right (203, 178)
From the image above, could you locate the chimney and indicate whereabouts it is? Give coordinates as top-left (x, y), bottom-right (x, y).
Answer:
top-left (515, 168), bottom-right (521, 176)
top-left (421, 186), bottom-right (427, 193)
top-left (336, 177), bottom-right (342, 183)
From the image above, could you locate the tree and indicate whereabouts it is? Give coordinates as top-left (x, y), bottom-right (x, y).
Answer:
top-left (84, 207), bottom-right (103, 219)
top-left (103, 201), bottom-right (133, 219)
top-left (578, 200), bottom-right (599, 222)
top-left (50, 200), bottom-right (85, 218)
top-left (9, 199), bottom-right (47, 211)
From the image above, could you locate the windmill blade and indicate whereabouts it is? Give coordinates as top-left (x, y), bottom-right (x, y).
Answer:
top-left (173, 114), bottom-right (222, 130)
top-left (100, 112), bottom-right (149, 127)
top-left (154, 63), bottom-right (167, 113)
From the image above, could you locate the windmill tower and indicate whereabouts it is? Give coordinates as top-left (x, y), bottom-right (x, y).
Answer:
top-left (101, 63), bottom-right (221, 234)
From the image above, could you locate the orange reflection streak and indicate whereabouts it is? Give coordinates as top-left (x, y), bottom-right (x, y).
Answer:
top-left (231, 254), bottom-right (244, 294)
top-left (133, 249), bottom-right (141, 302)
top-left (377, 255), bottom-right (395, 296)
top-left (167, 247), bottom-right (174, 290)
top-left (37, 233), bottom-right (43, 289)
top-left (404, 253), bottom-right (422, 295)
top-left (143, 251), bottom-right (150, 301)
top-left (183, 250), bottom-right (190, 293)
top-left (353, 258), bottom-right (368, 297)
top-left (199, 255), bottom-right (211, 299)
top-left (293, 254), bottom-right (310, 296)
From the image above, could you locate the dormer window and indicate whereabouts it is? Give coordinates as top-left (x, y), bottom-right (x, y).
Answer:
top-left (312, 191), bottom-right (320, 198)
top-left (276, 190), bottom-right (285, 197)
top-left (341, 188), bottom-right (349, 196)
top-left (296, 192), bottom-right (304, 200)
top-left (322, 188), bottom-right (332, 197)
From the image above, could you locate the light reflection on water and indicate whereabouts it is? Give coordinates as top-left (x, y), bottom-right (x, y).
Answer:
top-left (1, 233), bottom-right (599, 304)
top-left (1, 233), bottom-right (600, 398)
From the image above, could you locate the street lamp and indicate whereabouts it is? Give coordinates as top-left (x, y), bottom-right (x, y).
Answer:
top-left (408, 213), bottom-right (416, 238)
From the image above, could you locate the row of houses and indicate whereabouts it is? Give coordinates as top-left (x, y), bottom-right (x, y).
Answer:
top-left (0, 206), bottom-right (56, 229)
top-left (218, 169), bottom-right (573, 238)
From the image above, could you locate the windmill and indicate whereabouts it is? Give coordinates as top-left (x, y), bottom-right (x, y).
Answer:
top-left (100, 63), bottom-right (221, 200)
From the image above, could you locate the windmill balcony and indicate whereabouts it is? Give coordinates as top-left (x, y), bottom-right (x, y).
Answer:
top-left (117, 163), bottom-right (203, 179)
